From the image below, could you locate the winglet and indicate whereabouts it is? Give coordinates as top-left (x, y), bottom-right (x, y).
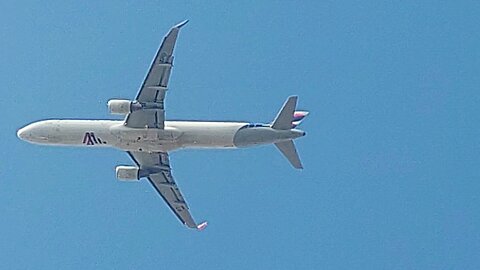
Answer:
top-left (196, 221), bottom-right (208, 231)
top-left (174, 20), bottom-right (189, 29)
top-left (292, 110), bottom-right (310, 128)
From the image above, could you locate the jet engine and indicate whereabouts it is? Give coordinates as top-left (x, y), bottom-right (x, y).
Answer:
top-left (107, 99), bottom-right (141, 115)
top-left (115, 165), bottom-right (140, 181)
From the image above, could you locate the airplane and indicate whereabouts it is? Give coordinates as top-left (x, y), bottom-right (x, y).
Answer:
top-left (16, 20), bottom-right (308, 230)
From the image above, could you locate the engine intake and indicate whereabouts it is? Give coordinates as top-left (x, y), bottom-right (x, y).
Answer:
top-left (115, 166), bottom-right (140, 181)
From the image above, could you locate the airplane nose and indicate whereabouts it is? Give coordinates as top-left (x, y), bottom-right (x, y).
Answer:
top-left (17, 126), bottom-right (29, 141)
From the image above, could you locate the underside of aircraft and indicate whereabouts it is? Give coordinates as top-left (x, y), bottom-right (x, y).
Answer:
top-left (17, 20), bottom-right (308, 230)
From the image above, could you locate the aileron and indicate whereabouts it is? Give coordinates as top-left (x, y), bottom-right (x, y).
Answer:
top-left (128, 151), bottom-right (200, 229)
top-left (124, 20), bottom-right (188, 129)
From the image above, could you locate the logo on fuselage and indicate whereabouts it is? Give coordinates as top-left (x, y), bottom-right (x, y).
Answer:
top-left (83, 132), bottom-right (106, 145)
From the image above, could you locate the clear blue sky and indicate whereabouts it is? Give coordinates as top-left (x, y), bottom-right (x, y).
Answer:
top-left (2, 1), bottom-right (479, 269)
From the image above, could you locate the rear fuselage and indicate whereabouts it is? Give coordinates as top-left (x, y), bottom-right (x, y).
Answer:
top-left (17, 119), bottom-right (305, 152)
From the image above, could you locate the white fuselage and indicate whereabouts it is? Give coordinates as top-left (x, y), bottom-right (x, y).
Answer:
top-left (17, 119), bottom-right (305, 152)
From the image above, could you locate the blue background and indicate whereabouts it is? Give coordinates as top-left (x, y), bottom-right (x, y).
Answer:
top-left (2, 1), bottom-right (479, 269)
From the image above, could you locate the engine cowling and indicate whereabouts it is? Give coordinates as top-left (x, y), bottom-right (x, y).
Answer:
top-left (115, 166), bottom-right (140, 181)
top-left (108, 99), bottom-right (133, 115)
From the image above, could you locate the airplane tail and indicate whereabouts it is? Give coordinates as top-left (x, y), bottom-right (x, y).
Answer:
top-left (271, 96), bottom-right (298, 130)
top-left (292, 111), bottom-right (309, 128)
top-left (274, 140), bottom-right (303, 169)
top-left (271, 96), bottom-right (307, 169)
top-left (271, 96), bottom-right (309, 129)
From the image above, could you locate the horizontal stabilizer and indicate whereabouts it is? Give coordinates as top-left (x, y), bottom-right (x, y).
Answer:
top-left (274, 140), bottom-right (303, 169)
top-left (272, 96), bottom-right (298, 130)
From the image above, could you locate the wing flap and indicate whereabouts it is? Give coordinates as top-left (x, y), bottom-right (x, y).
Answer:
top-left (124, 20), bottom-right (188, 129)
top-left (147, 174), bottom-right (197, 229)
top-left (127, 151), bottom-right (201, 229)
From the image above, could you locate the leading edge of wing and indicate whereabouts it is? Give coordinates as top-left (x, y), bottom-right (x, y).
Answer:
top-left (174, 19), bottom-right (189, 29)
top-left (146, 176), bottom-right (197, 230)
top-left (125, 20), bottom-right (189, 129)
top-left (134, 19), bottom-right (189, 101)
top-left (126, 151), bottom-right (207, 231)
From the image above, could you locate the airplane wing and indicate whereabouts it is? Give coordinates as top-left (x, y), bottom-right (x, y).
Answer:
top-left (127, 151), bottom-right (205, 229)
top-left (124, 20), bottom-right (189, 129)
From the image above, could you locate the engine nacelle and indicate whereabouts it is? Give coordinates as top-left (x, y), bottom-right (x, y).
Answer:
top-left (108, 99), bottom-right (136, 115)
top-left (107, 99), bottom-right (164, 115)
top-left (115, 166), bottom-right (140, 181)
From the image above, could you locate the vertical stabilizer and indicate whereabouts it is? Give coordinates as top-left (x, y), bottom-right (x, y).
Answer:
top-left (274, 140), bottom-right (303, 169)
top-left (271, 96), bottom-right (298, 130)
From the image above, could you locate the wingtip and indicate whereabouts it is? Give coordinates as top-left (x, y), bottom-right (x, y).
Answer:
top-left (174, 19), bottom-right (189, 29)
top-left (293, 162), bottom-right (304, 169)
top-left (196, 221), bottom-right (208, 231)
